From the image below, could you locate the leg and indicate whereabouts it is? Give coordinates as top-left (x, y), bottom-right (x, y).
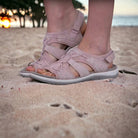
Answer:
top-left (40, 0), bottom-right (115, 78)
top-left (44, 0), bottom-right (76, 33)
top-left (79, 0), bottom-right (114, 55)
top-left (72, 0), bottom-right (115, 76)
top-left (30, 0), bottom-right (118, 83)
top-left (27, 0), bottom-right (79, 72)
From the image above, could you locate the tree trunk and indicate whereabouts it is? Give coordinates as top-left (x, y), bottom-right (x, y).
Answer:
top-left (42, 18), bottom-right (46, 27)
top-left (17, 9), bottom-right (22, 28)
top-left (19, 16), bottom-right (22, 28)
top-left (37, 19), bottom-right (40, 27)
top-left (23, 16), bottom-right (25, 28)
top-left (32, 19), bottom-right (35, 28)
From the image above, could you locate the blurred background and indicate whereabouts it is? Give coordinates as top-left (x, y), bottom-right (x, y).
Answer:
top-left (0, 0), bottom-right (138, 28)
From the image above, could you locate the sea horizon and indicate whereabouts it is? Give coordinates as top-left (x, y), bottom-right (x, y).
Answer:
top-left (112, 15), bottom-right (138, 26)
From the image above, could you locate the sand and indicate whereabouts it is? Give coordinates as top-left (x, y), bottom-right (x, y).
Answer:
top-left (0, 27), bottom-right (138, 138)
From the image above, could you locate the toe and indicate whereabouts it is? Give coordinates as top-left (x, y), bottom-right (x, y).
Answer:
top-left (37, 69), bottom-right (55, 77)
top-left (37, 69), bottom-right (46, 74)
top-left (26, 66), bottom-right (35, 71)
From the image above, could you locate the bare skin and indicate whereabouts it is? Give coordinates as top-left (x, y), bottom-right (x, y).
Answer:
top-left (70, 0), bottom-right (115, 77)
top-left (29, 0), bottom-right (114, 78)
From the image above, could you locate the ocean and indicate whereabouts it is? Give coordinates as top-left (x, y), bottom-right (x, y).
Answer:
top-left (112, 16), bottom-right (138, 26)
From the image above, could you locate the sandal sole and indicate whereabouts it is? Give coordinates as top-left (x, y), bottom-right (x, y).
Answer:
top-left (20, 68), bottom-right (32, 77)
top-left (30, 65), bottom-right (118, 85)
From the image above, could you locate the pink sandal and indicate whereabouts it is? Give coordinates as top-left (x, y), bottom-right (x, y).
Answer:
top-left (30, 47), bottom-right (118, 85)
top-left (20, 10), bottom-right (86, 77)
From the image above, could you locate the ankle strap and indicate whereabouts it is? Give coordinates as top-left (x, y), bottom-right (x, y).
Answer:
top-left (105, 50), bottom-right (115, 63)
top-left (43, 10), bottom-right (85, 47)
top-left (72, 10), bottom-right (85, 32)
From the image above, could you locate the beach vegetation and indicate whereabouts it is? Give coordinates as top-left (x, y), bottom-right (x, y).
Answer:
top-left (0, 0), bottom-right (85, 28)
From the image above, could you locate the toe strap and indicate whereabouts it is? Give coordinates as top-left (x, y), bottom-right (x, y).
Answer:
top-left (44, 63), bottom-right (75, 79)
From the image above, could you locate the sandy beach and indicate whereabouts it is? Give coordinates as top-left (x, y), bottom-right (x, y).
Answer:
top-left (0, 27), bottom-right (138, 138)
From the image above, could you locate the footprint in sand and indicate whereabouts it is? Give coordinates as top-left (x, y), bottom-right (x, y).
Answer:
top-left (128, 100), bottom-right (138, 108)
top-left (50, 103), bottom-right (72, 109)
top-left (50, 103), bottom-right (61, 107)
top-left (49, 103), bottom-right (88, 118)
top-left (63, 104), bottom-right (72, 109)
top-left (76, 112), bottom-right (88, 118)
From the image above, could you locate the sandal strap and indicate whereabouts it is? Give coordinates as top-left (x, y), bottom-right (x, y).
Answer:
top-left (43, 10), bottom-right (84, 47)
top-left (44, 45), bottom-right (66, 59)
top-left (27, 10), bottom-right (85, 71)
top-left (72, 10), bottom-right (85, 32)
top-left (44, 47), bottom-right (115, 79)
top-left (67, 47), bottom-right (115, 73)
top-left (68, 59), bottom-right (90, 77)
top-left (46, 62), bottom-right (75, 79)
top-left (87, 50), bottom-right (115, 72)
top-left (105, 51), bottom-right (115, 63)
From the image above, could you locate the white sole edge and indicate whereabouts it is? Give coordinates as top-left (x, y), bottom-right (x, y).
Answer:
top-left (20, 72), bottom-right (31, 77)
top-left (30, 66), bottom-right (118, 85)
top-left (20, 68), bottom-right (31, 77)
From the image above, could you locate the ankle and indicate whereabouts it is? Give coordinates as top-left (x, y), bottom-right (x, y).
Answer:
top-left (52, 7), bottom-right (76, 20)
top-left (47, 8), bottom-right (76, 32)
top-left (79, 38), bottom-right (110, 55)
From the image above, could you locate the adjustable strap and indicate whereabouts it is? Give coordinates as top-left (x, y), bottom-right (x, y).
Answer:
top-left (72, 10), bottom-right (84, 32)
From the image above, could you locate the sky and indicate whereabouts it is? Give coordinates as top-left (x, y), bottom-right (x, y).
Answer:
top-left (78, 0), bottom-right (138, 16)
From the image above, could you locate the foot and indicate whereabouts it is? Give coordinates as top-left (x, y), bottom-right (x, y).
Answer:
top-left (26, 43), bottom-right (66, 72)
top-left (26, 10), bottom-right (86, 72)
top-left (37, 45), bottom-right (114, 79)
top-left (37, 28), bottom-right (112, 77)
